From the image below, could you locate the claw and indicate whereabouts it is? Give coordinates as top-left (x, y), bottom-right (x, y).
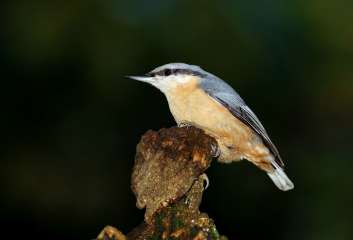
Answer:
top-left (211, 143), bottom-right (220, 158)
top-left (200, 173), bottom-right (210, 190)
top-left (178, 121), bottom-right (193, 128)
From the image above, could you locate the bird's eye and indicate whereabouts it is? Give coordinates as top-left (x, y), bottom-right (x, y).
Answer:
top-left (164, 69), bottom-right (172, 76)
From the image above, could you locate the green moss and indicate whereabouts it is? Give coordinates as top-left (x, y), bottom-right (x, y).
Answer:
top-left (152, 211), bottom-right (166, 237)
top-left (147, 235), bottom-right (158, 240)
top-left (130, 178), bottom-right (228, 239)
top-left (171, 215), bottom-right (184, 232)
top-left (189, 226), bottom-right (200, 237)
top-left (209, 225), bottom-right (220, 239)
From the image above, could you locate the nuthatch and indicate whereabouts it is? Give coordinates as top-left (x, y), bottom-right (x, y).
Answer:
top-left (129, 63), bottom-right (294, 191)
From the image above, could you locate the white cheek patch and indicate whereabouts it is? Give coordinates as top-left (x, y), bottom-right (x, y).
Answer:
top-left (154, 78), bottom-right (175, 93)
top-left (174, 75), bottom-right (191, 84)
top-left (156, 75), bottom-right (192, 93)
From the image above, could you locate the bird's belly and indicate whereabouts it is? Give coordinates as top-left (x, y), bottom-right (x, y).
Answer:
top-left (166, 88), bottom-right (266, 163)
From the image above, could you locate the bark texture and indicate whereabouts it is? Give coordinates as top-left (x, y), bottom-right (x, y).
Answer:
top-left (97, 126), bottom-right (228, 240)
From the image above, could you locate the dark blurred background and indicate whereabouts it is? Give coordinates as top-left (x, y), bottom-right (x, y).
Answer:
top-left (1, 0), bottom-right (353, 239)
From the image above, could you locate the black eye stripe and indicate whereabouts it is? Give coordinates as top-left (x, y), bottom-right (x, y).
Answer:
top-left (152, 69), bottom-right (170, 76)
top-left (164, 69), bottom-right (172, 76)
top-left (149, 68), bottom-right (205, 77)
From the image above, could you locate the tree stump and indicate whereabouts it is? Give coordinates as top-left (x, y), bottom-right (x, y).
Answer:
top-left (96, 126), bottom-right (228, 240)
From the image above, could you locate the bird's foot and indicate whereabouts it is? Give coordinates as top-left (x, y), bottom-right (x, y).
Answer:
top-left (211, 143), bottom-right (221, 159)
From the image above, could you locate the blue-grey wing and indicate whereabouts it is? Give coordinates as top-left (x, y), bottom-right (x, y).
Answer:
top-left (200, 77), bottom-right (284, 167)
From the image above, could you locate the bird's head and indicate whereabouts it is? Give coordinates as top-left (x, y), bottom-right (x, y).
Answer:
top-left (128, 63), bottom-right (208, 93)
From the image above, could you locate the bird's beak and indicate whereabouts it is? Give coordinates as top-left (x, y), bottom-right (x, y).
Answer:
top-left (126, 74), bottom-right (154, 83)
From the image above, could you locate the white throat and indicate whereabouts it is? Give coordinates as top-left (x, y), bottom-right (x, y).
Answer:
top-left (154, 75), bottom-right (198, 94)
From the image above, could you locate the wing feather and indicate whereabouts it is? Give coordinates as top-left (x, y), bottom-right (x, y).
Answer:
top-left (204, 89), bottom-right (284, 168)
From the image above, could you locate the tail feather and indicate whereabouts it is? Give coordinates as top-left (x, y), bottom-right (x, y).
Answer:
top-left (267, 166), bottom-right (294, 191)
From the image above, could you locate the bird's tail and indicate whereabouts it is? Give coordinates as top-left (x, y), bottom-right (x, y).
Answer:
top-left (267, 163), bottom-right (294, 191)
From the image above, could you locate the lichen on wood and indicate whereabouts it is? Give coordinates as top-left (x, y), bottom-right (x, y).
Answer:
top-left (96, 126), bottom-right (228, 240)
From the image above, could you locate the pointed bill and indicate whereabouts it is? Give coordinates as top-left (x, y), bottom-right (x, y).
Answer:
top-left (127, 75), bottom-right (154, 83)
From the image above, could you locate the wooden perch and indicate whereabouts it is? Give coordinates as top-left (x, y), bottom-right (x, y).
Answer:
top-left (97, 126), bottom-right (228, 240)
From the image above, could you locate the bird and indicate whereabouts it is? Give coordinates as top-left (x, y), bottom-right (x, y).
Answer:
top-left (128, 63), bottom-right (294, 191)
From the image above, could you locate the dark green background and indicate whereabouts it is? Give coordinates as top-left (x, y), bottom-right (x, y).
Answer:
top-left (2, 0), bottom-right (353, 239)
